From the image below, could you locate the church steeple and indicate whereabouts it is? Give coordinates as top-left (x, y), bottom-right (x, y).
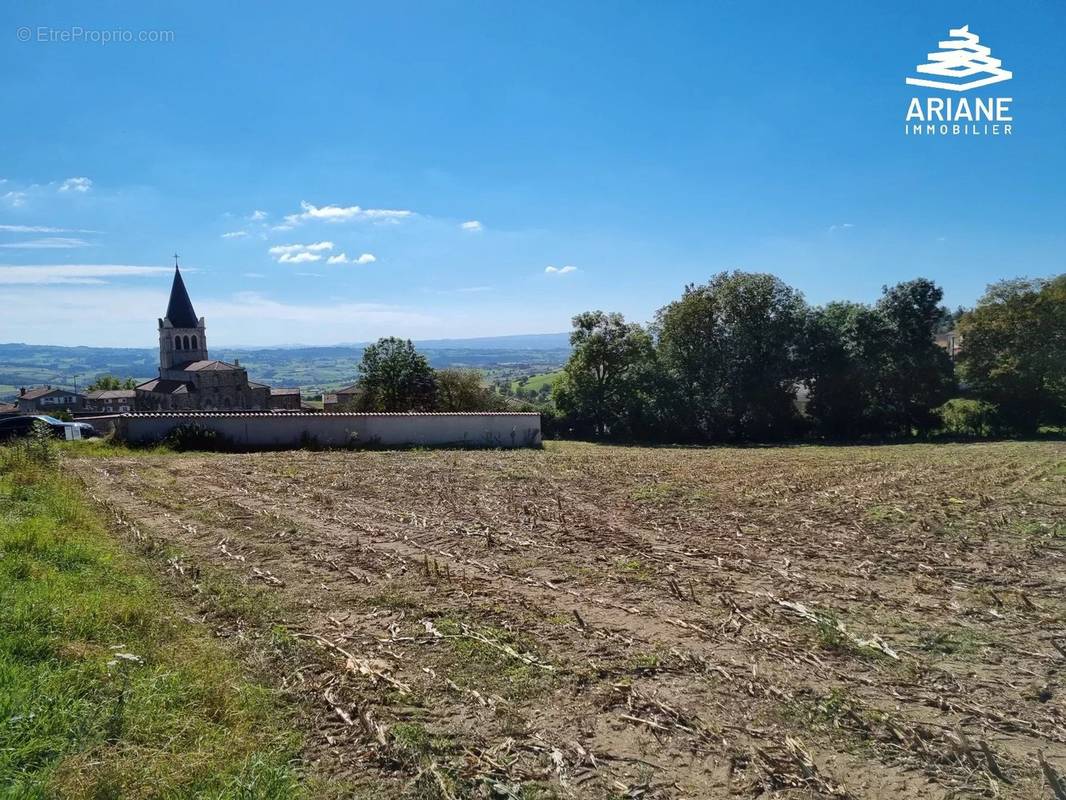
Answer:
top-left (165, 262), bottom-right (199, 328)
top-left (158, 256), bottom-right (208, 370)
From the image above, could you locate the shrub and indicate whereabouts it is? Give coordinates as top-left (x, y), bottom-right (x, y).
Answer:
top-left (164, 423), bottom-right (229, 451)
top-left (936, 398), bottom-right (999, 437)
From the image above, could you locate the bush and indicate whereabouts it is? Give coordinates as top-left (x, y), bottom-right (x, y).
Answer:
top-left (164, 423), bottom-right (230, 451)
top-left (0, 421), bottom-right (61, 475)
top-left (936, 398), bottom-right (999, 437)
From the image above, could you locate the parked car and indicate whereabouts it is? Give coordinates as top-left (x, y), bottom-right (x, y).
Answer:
top-left (0, 415), bottom-right (98, 442)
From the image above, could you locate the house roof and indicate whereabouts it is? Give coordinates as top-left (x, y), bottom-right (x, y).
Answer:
top-left (0, 403), bottom-right (17, 413)
top-left (270, 387), bottom-right (301, 395)
top-left (86, 389), bottom-right (137, 400)
top-left (164, 266), bottom-right (199, 328)
top-left (136, 378), bottom-right (194, 395)
top-left (19, 386), bottom-right (81, 400)
top-left (336, 383), bottom-right (360, 394)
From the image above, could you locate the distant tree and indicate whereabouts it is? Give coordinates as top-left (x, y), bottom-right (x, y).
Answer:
top-left (957, 275), bottom-right (1066, 433)
top-left (87, 374), bottom-right (137, 391)
top-left (553, 311), bottom-right (658, 438)
top-left (871, 279), bottom-right (955, 435)
top-left (654, 271), bottom-right (807, 441)
top-left (435, 368), bottom-right (506, 411)
top-left (354, 337), bottom-right (437, 412)
top-left (935, 304), bottom-right (967, 333)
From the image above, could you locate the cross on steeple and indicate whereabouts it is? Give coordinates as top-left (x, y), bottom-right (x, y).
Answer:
top-left (173, 252), bottom-right (180, 269)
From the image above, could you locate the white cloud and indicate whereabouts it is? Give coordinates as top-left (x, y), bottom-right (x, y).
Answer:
top-left (0, 224), bottom-right (98, 233)
top-left (460, 220), bottom-right (483, 232)
top-left (278, 201), bottom-right (414, 229)
top-left (268, 241), bottom-right (334, 256)
top-left (0, 264), bottom-right (172, 285)
top-left (278, 251), bottom-right (321, 264)
top-left (828, 223), bottom-right (855, 233)
top-left (268, 241), bottom-right (334, 263)
top-left (545, 265), bottom-right (577, 275)
top-left (58, 177), bottom-right (93, 193)
top-left (327, 252), bottom-right (376, 265)
top-left (221, 230), bottom-right (248, 239)
top-left (0, 237), bottom-right (92, 249)
top-left (3, 191), bottom-right (27, 207)
top-left (242, 272), bottom-right (266, 278)
top-left (248, 210), bottom-right (268, 221)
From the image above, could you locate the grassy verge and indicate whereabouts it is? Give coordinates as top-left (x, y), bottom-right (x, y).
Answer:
top-left (0, 433), bottom-right (306, 798)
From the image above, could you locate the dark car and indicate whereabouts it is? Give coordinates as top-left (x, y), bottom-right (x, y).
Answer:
top-left (0, 415), bottom-right (98, 442)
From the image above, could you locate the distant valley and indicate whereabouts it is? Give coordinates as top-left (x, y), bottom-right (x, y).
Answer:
top-left (0, 333), bottom-right (571, 400)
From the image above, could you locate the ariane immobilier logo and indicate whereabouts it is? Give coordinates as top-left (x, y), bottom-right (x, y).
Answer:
top-left (904, 25), bottom-right (1013, 137)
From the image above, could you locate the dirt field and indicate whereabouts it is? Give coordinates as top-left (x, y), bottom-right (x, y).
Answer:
top-left (75, 441), bottom-right (1065, 799)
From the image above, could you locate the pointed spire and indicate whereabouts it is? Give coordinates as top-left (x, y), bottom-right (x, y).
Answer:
top-left (165, 261), bottom-right (199, 328)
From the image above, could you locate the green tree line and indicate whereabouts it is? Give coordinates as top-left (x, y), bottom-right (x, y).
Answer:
top-left (341, 272), bottom-right (1064, 441)
top-left (551, 271), bottom-right (1065, 441)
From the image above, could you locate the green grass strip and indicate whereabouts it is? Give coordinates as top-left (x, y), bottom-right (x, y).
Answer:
top-left (0, 437), bottom-right (306, 799)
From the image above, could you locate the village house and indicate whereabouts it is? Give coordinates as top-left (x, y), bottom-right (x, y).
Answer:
top-left (15, 385), bottom-right (85, 413)
top-left (269, 387), bottom-right (303, 410)
top-left (935, 330), bottom-right (963, 361)
top-left (84, 389), bottom-right (137, 414)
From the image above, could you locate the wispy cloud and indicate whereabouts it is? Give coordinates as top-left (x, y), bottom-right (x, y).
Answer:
top-left (242, 272), bottom-right (266, 278)
top-left (3, 192), bottom-right (26, 208)
top-left (58, 177), bottom-right (93, 193)
top-left (0, 237), bottom-right (92, 249)
top-left (221, 230), bottom-right (248, 239)
top-left (268, 241), bottom-right (334, 263)
top-left (248, 210), bottom-right (268, 221)
top-left (828, 223), bottom-right (855, 233)
top-left (545, 265), bottom-right (577, 275)
top-left (326, 252), bottom-right (376, 265)
top-left (277, 201), bottom-right (414, 230)
top-left (460, 220), bottom-right (483, 232)
top-left (0, 224), bottom-right (99, 234)
top-left (0, 264), bottom-right (172, 285)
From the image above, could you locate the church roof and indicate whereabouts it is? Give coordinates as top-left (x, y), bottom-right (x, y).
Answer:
top-left (136, 378), bottom-right (194, 395)
top-left (164, 266), bottom-right (199, 328)
top-left (180, 359), bottom-right (241, 372)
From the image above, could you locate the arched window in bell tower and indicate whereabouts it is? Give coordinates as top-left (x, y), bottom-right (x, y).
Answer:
top-left (183, 335), bottom-right (191, 350)
top-left (175, 336), bottom-right (183, 351)
top-left (191, 335), bottom-right (198, 350)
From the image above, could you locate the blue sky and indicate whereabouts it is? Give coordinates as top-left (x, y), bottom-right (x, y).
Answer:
top-left (1, 1), bottom-right (1064, 346)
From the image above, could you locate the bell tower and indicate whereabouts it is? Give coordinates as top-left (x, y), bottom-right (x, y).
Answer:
top-left (159, 255), bottom-right (208, 372)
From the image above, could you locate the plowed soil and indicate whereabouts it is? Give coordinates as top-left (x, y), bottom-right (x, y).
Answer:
top-left (76, 441), bottom-right (1066, 799)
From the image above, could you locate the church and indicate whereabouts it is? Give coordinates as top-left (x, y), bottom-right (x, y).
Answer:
top-left (135, 264), bottom-right (298, 411)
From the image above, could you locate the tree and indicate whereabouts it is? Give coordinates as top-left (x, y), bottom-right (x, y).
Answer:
top-left (957, 275), bottom-right (1066, 433)
top-left (87, 374), bottom-right (137, 391)
top-left (802, 301), bottom-right (878, 438)
top-left (871, 279), bottom-right (955, 435)
top-left (553, 311), bottom-right (658, 438)
top-left (654, 271), bottom-right (807, 441)
top-left (354, 337), bottom-right (437, 412)
top-left (802, 280), bottom-right (954, 438)
top-left (435, 368), bottom-right (506, 412)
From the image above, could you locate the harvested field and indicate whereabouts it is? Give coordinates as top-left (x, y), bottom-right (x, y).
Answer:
top-left (75, 441), bottom-right (1066, 798)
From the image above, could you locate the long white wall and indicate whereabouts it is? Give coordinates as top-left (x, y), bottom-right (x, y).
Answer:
top-left (114, 412), bottom-right (541, 449)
